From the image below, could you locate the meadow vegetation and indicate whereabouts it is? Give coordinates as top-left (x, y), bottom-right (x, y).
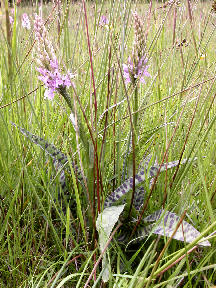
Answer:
top-left (0, 0), bottom-right (216, 287)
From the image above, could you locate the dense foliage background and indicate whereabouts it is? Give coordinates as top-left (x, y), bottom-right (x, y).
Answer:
top-left (0, 0), bottom-right (216, 287)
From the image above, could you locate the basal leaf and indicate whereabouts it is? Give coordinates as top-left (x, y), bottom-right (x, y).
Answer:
top-left (96, 204), bottom-right (125, 282)
top-left (133, 186), bottom-right (146, 211)
top-left (12, 123), bottom-right (83, 182)
top-left (12, 123), bottom-right (68, 165)
top-left (12, 123), bottom-right (84, 212)
top-left (104, 157), bottom-right (192, 208)
top-left (53, 159), bottom-right (68, 194)
top-left (142, 209), bottom-right (211, 247)
top-left (104, 166), bottom-right (156, 208)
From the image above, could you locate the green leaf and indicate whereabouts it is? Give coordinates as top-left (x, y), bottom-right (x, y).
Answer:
top-left (12, 123), bottom-right (68, 165)
top-left (96, 205), bottom-right (125, 282)
top-left (11, 123), bottom-right (83, 182)
top-left (12, 123), bottom-right (84, 212)
top-left (133, 186), bottom-right (146, 211)
top-left (104, 157), bottom-right (193, 208)
top-left (137, 209), bottom-right (211, 247)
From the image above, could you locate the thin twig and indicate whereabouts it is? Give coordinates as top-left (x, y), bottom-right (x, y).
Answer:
top-left (82, 0), bottom-right (100, 213)
top-left (83, 223), bottom-right (122, 288)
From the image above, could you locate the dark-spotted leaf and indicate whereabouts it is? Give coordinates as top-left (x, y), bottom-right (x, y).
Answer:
top-left (142, 209), bottom-right (211, 247)
top-left (12, 123), bottom-right (83, 182)
top-left (104, 157), bottom-right (194, 208)
top-left (133, 186), bottom-right (146, 211)
top-left (12, 123), bottom-right (68, 165)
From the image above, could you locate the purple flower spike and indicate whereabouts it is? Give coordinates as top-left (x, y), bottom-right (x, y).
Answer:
top-left (99, 15), bottom-right (109, 26)
top-left (33, 14), bottom-right (74, 99)
top-left (22, 13), bottom-right (31, 30)
top-left (123, 56), bottom-right (150, 84)
top-left (122, 11), bottom-right (151, 85)
top-left (123, 64), bottom-right (130, 83)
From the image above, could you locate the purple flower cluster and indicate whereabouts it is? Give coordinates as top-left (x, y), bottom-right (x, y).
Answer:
top-left (123, 56), bottom-right (150, 84)
top-left (34, 14), bottom-right (73, 100)
top-left (22, 13), bottom-right (31, 30)
top-left (37, 65), bottom-right (72, 100)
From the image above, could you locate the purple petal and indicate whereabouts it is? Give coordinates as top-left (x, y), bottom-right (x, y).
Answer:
top-left (99, 15), bottom-right (109, 26)
top-left (44, 88), bottom-right (55, 100)
top-left (123, 64), bottom-right (129, 74)
top-left (50, 59), bottom-right (59, 70)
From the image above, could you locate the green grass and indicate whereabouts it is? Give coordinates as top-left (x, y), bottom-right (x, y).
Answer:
top-left (0, 0), bottom-right (216, 287)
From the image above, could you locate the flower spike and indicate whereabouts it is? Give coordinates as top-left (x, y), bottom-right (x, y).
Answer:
top-left (33, 14), bottom-right (73, 99)
top-left (123, 12), bottom-right (150, 84)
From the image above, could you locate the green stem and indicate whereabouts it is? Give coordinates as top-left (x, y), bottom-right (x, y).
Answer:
top-left (58, 86), bottom-right (96, 233)
top-left (58, 86), bottom-right (89, 156)
top-left (127, 82), bottom-right (138, 217)
top-left (133, 85), bottom-right (139, 139)
top-left (128, 83), bottom-right (138, 177)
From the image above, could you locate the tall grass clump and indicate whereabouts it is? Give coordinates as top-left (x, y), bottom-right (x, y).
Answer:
top-left (0, 0), bottom-right (216, 287)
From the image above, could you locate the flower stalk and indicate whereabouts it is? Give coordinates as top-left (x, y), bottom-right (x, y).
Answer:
top-left (33, 14), bottom-right (89, 151)
top-left (122, 12), bottom-right (151, 216)
top-left (123, 12), bottom-right (150, 135)
top-left (33, 14), bottom-right (94, 203)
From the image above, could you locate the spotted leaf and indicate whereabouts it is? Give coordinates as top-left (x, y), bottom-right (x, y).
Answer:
top-left (133, 186), bottom-right (146, 211)
top-left (12, 123), bottom-right (83, 182)
top-left (104, 157), bottom-right (193, 208)
top-left (140, 209), bottom-right (211, 247)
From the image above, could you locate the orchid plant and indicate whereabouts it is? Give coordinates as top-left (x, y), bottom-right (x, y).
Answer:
top-left (13, 12), bottom-right (211, 283)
